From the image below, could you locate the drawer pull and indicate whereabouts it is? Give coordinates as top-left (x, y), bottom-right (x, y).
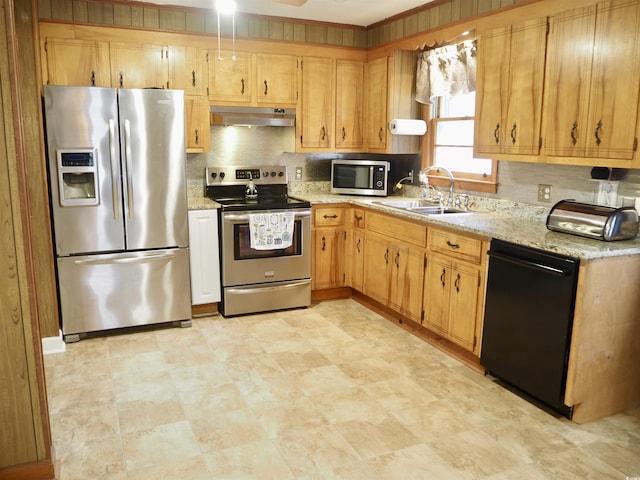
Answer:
top-left (321, 236), bottom-right (326, 251)
top-left (454, 273), bottom-right (461, 292)
top-left (323, 214), bottom-right (338, 219)
top-left (595, 120), bottom-right (603, 146)
top-left (440, 268), bottom-right (446, 287)
top-left (446, 240), bottom-right (460, 249)
top-left (356, 238), bottom-right (361, 253)
top-left (493, 123), bottom-right (500, 144)
top-left (571, 121), bottom-right (578, 146)
top-left (384, 248), bottom-right (389, 264)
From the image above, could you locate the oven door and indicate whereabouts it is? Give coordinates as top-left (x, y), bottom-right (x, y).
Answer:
top-left (221, 208), bottom-right (311, 287)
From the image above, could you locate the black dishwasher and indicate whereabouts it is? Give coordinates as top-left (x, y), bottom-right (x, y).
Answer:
top-left (481, 239), bottom-right (579, 418)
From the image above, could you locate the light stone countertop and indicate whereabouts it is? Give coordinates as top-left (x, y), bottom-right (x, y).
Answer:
top-left (290, 192), bottom-right (640, 260)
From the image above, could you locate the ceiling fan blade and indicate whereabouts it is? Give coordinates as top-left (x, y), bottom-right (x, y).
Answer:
top-left (271, 0), bottom-right (308, 6)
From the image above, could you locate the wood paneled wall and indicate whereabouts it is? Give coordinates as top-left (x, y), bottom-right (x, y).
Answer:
top-left (36, 0), bottom-right (530, 49)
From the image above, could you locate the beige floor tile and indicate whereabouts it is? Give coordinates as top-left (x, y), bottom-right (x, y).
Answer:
top-left (191, 408), bottom-right (269, 453)
top-left (121, 420), bottom-right (200, 471)
top-left (252, 394), bottom-right (329, 437)
top-left (203, 439), bottom-right (294, 479)
top-left (312, 386), bottom-right (388, 424)
top-left (428, 428), bottom-right (532, 478)
top-left (367, 442), bottom-right (474, 480)
top-left (56, 435), bottom-right (126, 480)
top-left (117, 397), bottom-right (186, 434)
top-left (333, 416), bottom-right (421, 459)
top-left (272, 424), bottom-right (362, 476)
top-left (46, 299), bottom-right (640, 480)
top-left (50, 402), bottom-right (120, 447)
top-left (126, 455), bottom-right (211, 480)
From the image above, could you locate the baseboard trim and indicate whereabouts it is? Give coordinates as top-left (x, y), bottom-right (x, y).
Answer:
top-left (41, 330), bottom-right (65, 355)
top-left (0, 459), bottom-right (55, 480)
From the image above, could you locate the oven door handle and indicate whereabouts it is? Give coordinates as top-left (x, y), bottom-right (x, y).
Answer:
top-left (222, 209), bottom-right (311, 223)
top-left (225, 279), bottom-right (310, 295)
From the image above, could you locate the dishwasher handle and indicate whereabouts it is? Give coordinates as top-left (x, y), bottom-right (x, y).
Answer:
top-left (488, 250), bottom-right (572, 277)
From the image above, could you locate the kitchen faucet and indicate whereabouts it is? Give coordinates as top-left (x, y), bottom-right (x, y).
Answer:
top-left (420, 166), bottom-right (456, 207)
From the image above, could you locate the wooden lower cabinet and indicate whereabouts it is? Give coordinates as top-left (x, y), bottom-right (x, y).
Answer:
top-left (424, 227), bottom-right (488, 355)
top-left (363, 231), bottom-right (425, 323)
top-left (312, 205), bottom-right (348, 290)
top-left (423, 253), bottom-right (481, 352)
top-left (350, 228), bottom-right (365, 292)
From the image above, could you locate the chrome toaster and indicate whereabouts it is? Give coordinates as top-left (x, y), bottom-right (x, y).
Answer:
top-left (546, 200), bottom-right (639, 241)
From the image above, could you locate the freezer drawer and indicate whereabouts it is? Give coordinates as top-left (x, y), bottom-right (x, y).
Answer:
top-left (57, 248), bottom-right (191, 339)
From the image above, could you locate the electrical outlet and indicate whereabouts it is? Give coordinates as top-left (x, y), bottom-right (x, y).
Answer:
top-left (538, 184), bottom-right (552, 202)
top-left (295, 166), bottom-right (303, 180)
top-left (408, 170), bottom-right (414, 183)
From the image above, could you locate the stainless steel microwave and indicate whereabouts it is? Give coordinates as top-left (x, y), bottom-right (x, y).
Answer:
top-left (330, 159), bottom-right (391, 196)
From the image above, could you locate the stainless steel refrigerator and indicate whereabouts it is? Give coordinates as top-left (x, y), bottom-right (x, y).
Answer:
top-left (44, 85), bottom-right (191, 342)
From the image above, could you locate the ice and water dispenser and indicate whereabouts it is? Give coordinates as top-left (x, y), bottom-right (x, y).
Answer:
top-left (56, 149), bottom-right (99, 206)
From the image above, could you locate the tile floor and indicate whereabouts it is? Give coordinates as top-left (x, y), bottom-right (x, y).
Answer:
top-left (44, 299), bottom-right (640, 480)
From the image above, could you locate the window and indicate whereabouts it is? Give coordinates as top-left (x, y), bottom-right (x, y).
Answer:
top-left (427, 89), bottom-right (498, 193)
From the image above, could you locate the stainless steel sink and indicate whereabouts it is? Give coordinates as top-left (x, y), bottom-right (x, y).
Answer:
top-left (375, 199), bottom-right (473, 215)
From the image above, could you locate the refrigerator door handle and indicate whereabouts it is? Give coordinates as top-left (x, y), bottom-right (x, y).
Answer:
top-left (123, 119), bottom-right (134, 219)
top-left (73, 252), bottom-right (177, 266)
top-left (108, 118), bottom-right (119, 219)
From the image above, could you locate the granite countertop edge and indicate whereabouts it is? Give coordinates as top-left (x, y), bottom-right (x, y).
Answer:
top-left (289, 193), bottom-right (640, 261)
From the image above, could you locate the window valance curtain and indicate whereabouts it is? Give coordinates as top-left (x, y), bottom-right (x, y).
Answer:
top-left (415, 39), bottom-right (477, 104)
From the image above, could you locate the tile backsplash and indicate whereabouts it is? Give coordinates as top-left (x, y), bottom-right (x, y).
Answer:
top-left (188, 125), bottom-right (640, 207)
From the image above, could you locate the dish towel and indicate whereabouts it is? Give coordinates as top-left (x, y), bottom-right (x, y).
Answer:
top-left (249, 212), bottom-right (295, 250)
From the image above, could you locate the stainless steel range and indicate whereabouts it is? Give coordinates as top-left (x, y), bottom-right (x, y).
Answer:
top-left (206, 165), bottom-right (312, 316)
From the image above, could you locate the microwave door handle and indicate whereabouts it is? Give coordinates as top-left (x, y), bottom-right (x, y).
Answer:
top-left (369, 166), bottom-right (375, 189)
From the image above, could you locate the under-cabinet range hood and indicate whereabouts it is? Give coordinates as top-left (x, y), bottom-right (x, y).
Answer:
top-left (210, 106), bottom-right (296, 127)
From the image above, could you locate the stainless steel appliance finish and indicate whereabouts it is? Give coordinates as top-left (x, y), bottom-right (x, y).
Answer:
top-left (546, 200), bottom-right (639, 241)
top-left (330, 159), bottom-right (391, 196)
top-left (209, 106), bottom-right (296, 127)
top-left (44, 85), bottom-right (191, 342)
top-left (206, 165), bottom-right (311, 316)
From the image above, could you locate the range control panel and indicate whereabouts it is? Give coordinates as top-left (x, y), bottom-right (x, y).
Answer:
top-left (206, 165), bottom-right (288, 186)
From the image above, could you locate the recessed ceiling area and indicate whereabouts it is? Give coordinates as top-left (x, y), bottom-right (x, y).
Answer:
top-left (143, 0), bottom-right (434, 27)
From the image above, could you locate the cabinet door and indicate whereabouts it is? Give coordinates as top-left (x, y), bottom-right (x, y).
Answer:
top-left (447, 262), bottom-right (480, 351)
top-left (256, 53), bottom-right (298, 105)
top-left (312, 228), bottom-right (346, 289)
top-left (584, 0), bottom-right (640, 159)
top-left (364, 57), bottom-right (388, 150)
top-left (188, 210), bottom-right (221, 305)
top-left (423, 256), bottom-right (450, 336)
top-left (335, 59), bottom-right (364, 149)
top-left (168, 45), bottom-right (206, 95)
top-left (300, 57), bottom-right (334, 149)
top-left (390, 244), bottom-right (425, 323)
top-left (505, 18), bottom-right (547, 155)
top-left (474, 26), bottom-right (510, 155)
top-left (350, 228), bottom-right (365, 292)
top-left (209, 50), bottom-right (252, 103)
top-left (42, 38), bottom-right (111, 87)
top-left (475, 19), bottom-right (546, 156)
top-left (363, 232), bottom-right (391, 304)
top-left (185, 96), bottom-right (211, 153)
top-left (542, 5), bottom-right (597, 157)
top-left (110, 42), bottom-right (167, 89)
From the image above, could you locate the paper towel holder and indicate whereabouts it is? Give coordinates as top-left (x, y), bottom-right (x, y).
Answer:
top-left (388, 119), bottom-right (427, 135)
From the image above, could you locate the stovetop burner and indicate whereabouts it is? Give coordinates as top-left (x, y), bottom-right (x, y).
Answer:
top-left (205, 165), bottom-right (310, 211)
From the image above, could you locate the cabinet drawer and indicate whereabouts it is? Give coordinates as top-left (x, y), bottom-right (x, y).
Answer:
top-left (366, 211), bottom-right (427, 247)
top-left (428, 229), bottom-right (484, 264)
top-left (314, 206), bottom-right (346, 226)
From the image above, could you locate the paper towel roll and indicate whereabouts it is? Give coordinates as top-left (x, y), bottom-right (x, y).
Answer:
top-left (388, 119), bottom-right (427, 135)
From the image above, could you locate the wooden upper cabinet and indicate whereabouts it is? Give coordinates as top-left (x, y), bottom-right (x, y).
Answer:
top-left (542, 0), bottom-right (640, 161)
top-left (256, 53), bottom-right (298, 105)
top-left (335, 59), bottom-right (364, 150)
top-left (300, 57), bottom-right (334, 149)
top-left (42, 38), bottom-right (111, 87)
top-left (110, 42), bottom-right (168, 89)
top-left (185, 95), bottom-right (211, 153)
top-left (364, 56), bottom-right (388, 150)
top-left (208, 50), bottom-right (252, 103)
top-left (168, 45), bottom-right (206, 95)
top-left (474, 18), bottom-right (547, 157)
